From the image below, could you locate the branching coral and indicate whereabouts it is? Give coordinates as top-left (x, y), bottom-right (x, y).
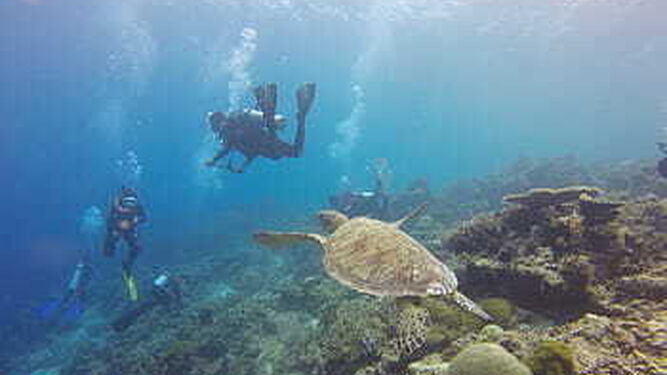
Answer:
top-left (322, 297), bottom-right (391, 372)
top-left (390, 305), bottom-right (430, 358)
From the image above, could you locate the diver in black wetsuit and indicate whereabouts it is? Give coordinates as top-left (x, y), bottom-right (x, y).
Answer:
top-left (111, 272), bottom-right (182, 332)
top-left (205, 82), bottom-right (316, 173)
top-left (658, 142), bottom-right (667, 178)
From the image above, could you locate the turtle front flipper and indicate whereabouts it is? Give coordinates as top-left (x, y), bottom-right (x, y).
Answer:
top-left (253, 231), bottom-right (326, 249)
top-left (450, 291), bottom-right (493, 321)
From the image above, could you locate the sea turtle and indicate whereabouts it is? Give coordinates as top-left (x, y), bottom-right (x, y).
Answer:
top-left (253, 204), bottom-right (492, 320)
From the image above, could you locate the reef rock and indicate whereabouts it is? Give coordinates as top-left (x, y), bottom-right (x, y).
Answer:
top-left (503, 186), bottom-right (601, 208)
top-left (407, 354), bottom-right (449, 375)
top-left (447, 343), bottom-right (532, 375)
top-left (444, 192), bottom-right (665, 319)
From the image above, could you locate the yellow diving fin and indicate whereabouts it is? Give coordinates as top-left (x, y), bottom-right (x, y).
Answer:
top-left (122, 270), bottom-right (139, 301)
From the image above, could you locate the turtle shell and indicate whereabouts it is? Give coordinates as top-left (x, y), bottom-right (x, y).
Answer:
top-left (322, 217), bottom-right (458, 297)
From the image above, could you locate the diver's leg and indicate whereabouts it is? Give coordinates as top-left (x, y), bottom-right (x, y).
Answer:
top-left (376, 194), bottom-right (390, 220)
top-left (103, 230), bottom-right (119, 257)
top-left (122, 231), bottom-right (142, 273)
top-left (253, 85), bottom-right (264, 110)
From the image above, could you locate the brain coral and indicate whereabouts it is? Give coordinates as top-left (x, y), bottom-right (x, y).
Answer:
top-left (447, 343), bottom-right (533, 375)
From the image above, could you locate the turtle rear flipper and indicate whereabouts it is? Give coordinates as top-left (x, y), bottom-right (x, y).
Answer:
top-left (253, 231), bottom-right (325, 249)
top-left (451, 291), bottom-right (493, 321)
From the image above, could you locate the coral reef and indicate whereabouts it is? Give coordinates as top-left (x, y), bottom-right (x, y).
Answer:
top-left (477, 298), bottom-right (517, 328)
top-left (447, 343), bottom-right (532, 375)
top-left (526, 341), bottom-right (575, 375)
top-left (407, 354), bottom-right (449, 375)
top-left (8, 157), bottom-right (667, 375)
top-left (440, 184), bottom-right (666, 374)
top-left (322, 297), bottom-right (392, 374)
top-left (503, 186), bottom-right (601, 208)
top-left (443, 186), bottom-right (666, 320)
top-left (410, 297), bottom-right (485, 351)
top-left (427, 156), bottom-right (667, 228)
top-left (391, 305), bottom-right (431, 358)
top-left (539, 313), bottom-right (665, 375)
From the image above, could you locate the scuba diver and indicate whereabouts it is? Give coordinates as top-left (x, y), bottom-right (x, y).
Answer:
top-left (329, 158), bottom-right (391, 219)
top-left (205, 82), bottom-right (317, 173)
top-left (34, 251), bottom-right (94, 322)
top-left (658, 142), bottom-right (667, 178)
top-left (111, 272), bottom-right (182, 332)
top-left (103, 187), bottom-right (147, 301)
top-left (60, 255), bottom-right (94, 312)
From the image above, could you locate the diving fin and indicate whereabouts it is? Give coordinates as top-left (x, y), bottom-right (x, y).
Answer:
top-left (62, 300), bottom-right (85, 321)
top-left (122, 270), bottom-right (139, 302)
top-left (32, 298), bottom-right (60, 320)
top-left (296, 82), bottom-right (316, 116)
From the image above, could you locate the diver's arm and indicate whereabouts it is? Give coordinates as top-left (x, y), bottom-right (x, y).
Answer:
top-left (205, 145), bottom-right (231, 167)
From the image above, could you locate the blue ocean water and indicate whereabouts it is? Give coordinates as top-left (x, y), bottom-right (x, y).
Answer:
top-left (0, 0), bottom-right (665, 371)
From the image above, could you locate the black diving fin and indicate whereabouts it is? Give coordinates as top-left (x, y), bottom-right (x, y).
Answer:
top-left (296, 82), bottom-right (316, 116)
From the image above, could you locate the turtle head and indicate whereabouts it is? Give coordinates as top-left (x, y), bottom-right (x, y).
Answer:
top-left (316, 210), bottom-right (348, 233)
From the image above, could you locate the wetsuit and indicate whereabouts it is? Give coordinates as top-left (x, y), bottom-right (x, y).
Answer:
top-left (206, 82), bottom-right (314, 173)
top-left (103, 194), bottom-right (146, 272)
top-left (330, 168), bottom-right (390, 219)
top-left (209, 108), bottom-right (306, 172)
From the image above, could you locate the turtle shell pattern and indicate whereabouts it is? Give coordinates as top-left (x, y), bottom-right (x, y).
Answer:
top-left (322, 217), bottom-right (458, 297)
